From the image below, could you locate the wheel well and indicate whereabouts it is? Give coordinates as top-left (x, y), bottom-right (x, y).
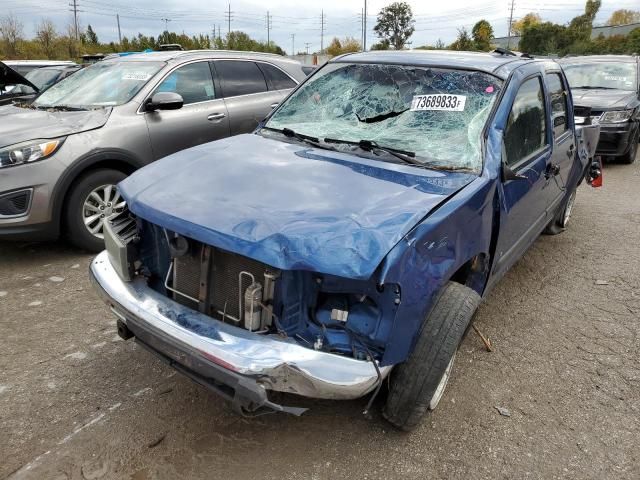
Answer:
top-left (56, 159), bottom-right (137, 230)
top-left (450, 253), bottom-right (489, 295)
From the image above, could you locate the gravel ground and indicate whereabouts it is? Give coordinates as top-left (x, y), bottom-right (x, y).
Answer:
top-left (1, 156), bottom-right (639, 480)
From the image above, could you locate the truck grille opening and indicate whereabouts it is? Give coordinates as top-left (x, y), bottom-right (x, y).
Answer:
top-left (170, 240), bottom-right (275, 327)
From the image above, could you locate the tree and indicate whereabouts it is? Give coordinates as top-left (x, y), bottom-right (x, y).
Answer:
top-left (449, 28), bottom-right (474, 51)
top-left (434, 38), bottom-right (445, 49)
top-left (373, 2), bottom-right (415, 50)
top-left (370, 39), bottom-right (391, 50)
top-left (326, 36), bottom-right (360, 56)
top-left (519, 22), bottom-right (573, 55)
top-left (36, 19), bottom-right (58, 59)
top-left (606, 9), bottom-right (640, 26)
top-left (0, 14), bottom-right (24, 58)
top-left (569, 0), bottom-right (601, 42)
top-left (472, 19), bottom-right (494, 51)
top-left (511, 13), bottom-right (542, 35)
top-left (86, 24), bottom-right (98, 45)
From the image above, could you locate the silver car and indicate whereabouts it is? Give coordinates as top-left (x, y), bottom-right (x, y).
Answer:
top-left (0, 50), bottom-right (306, 251)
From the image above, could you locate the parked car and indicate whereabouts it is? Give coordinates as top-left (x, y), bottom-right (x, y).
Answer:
top-left (3, 60), bottom-right (77, 76)
top-left (90, 50), bottom-right (601, 430)
top-left (0, 63), bottom-right (83, 106)
top-left (560, 55), bottom-right (639, 163)
top-left (0, 50), bottom-right (307, 251)
top-left (0, 61), bottom-right (40, 106)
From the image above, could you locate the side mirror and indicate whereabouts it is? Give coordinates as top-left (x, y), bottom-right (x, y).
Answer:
top-left (145, 92), bottom-right (183, 112)
top-left (501, 140), bottom-right (527, 182)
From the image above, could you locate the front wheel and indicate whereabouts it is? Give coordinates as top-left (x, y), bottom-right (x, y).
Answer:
top-left (619, 127), bottom-right (638, 165)
top-left (383, 282), bottom-right (480, 431)
top-left (64, 169), bottom-right (128, 252)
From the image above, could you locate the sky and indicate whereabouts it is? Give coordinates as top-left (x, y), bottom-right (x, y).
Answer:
top-left (4, 0), bottom-right (640, 54)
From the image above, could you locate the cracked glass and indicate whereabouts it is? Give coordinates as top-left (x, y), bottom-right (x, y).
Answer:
top-left (265, 62), bottom-right (502, 171)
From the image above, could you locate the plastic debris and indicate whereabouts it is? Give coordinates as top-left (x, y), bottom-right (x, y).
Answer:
top-left (494, 406), bottom-right (512, 417)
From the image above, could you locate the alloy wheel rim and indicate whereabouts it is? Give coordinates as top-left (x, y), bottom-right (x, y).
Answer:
top-left (82, 184), bottom-right (126, 239)
top-left (429, 351), bottom-right (456, 410)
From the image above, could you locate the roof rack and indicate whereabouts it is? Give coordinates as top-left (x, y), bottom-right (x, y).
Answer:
top-left (493, 47), bottom-right (517, 57)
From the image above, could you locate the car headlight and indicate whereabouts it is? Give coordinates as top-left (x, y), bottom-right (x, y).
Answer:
top-left (599, 110), bottom-right (633, 124)
top-left (0, 138), bottom-right (65, 168)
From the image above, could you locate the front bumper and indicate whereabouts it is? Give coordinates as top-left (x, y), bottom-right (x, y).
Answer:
top-left (90, 251), bottom-right (389, 413)
top-left (596, 123), bottom-right (637, 157)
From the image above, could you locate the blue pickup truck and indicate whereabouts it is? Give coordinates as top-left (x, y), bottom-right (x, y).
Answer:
top-left (90, 50), bottom-right (601, 431)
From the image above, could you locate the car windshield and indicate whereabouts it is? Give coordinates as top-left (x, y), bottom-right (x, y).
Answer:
top-left (25, 68), bottom-right (63, 91)
top-left (33, 60), bottom-right (164, 109)
top-left (563, 62), bottom-right (637, 91)
top-left (264, 62), bottom-right (502, 171)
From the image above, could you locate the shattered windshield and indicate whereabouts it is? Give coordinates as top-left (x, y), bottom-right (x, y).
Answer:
top-left (33, 61), bottom-right (164, 109)
top-left (562, 62), bottom-right (637, 91)
top-left (264, 63), bottom-right (502, 171)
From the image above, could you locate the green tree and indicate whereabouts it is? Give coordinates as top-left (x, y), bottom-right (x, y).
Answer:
top-left (511, 13), bottom-right (542, 35)
top-left (472, 19), bottom-right (494, 50)
top-left (606, 9), bottom-right (640, 26)
top-left (449, 28), bottom-right (474, 51)
top-left (326, 36), bottom-right (360, 56)
top-left (373, 2), bottom-right (415, 50)
top-left (370, 39), bottom-right (390, 50)
top-left (36, 19), bottom-right (58, 59)
top-left (569, 0), bottom-right (601, 42)
top-left (85, 24), bottom-right (98, 45)
top-left (0, 14), bottom-right (24, 58)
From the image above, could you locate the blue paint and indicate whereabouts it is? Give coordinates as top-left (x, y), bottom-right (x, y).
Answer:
top-left (127, 54), bottom-right (587, 367)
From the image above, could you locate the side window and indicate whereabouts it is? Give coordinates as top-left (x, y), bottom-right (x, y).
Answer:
top-left (258, 63), bottom-right (297, 90)
top-left (546, 73), bottom-right (569, 136)
top-left (154, 62), bottom-right (215, 105)
top-left (216, 60), bottom-right (267, 97)
top-left (504, 77), bottom-right (548, 166)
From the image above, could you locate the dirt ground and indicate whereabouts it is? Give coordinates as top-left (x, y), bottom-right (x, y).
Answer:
top-left (1, 156), bottom-right (639, 480)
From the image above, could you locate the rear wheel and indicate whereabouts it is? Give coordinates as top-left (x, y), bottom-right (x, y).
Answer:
top-left (619, 126), bottom-right (638, 164)
top-left (544, 188), bottom-right (577, 236)
top-left (383, 282), bottom-right (480, 431)
top-left (65, 169), bottom-right (127, 252)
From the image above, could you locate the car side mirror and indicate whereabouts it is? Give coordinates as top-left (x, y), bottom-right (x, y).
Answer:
top-left (145, 92), bottom-right (183, 111)
top-left (501, 140), bottom-right (527, 182)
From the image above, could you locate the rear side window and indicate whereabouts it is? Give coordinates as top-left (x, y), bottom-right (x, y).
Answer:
top-left (504, 77), bottom-right (548, 166)
top-left (546, 73), bottom-right (569, 136)
top-left (258, 63), bottom-right (297, 90)
top-left (155, 62), bottom-right (215, 105)
top-left (216, 60), bottom-right (267, 97)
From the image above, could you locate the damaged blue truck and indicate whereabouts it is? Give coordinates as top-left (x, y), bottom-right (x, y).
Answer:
top-left (90, 50), bottom-right (602, 431)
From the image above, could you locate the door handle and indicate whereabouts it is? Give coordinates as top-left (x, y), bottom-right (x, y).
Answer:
top-left (207, 113), bottom-right (226, 121)
top-left (270, 103), bottom-right (279, 109)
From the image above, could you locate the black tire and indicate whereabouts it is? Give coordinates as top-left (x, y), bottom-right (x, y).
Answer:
top-left (383, 282), bottom-right (480, 431)
top-left (619, 126), bottom-right (638, 165)
top-left (64, 169), bottom-right (128, 252)
top-left (544, 187), bottom-right (577, 235)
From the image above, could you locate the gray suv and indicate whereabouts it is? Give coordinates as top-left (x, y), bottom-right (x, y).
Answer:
top-left (0, 50), bottom-right (306, 251)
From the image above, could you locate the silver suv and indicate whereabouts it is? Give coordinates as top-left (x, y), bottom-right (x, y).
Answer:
top-left (0, 50), bottom-right (306, 251)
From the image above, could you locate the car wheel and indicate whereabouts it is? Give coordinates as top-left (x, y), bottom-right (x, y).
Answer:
top-left (619, 127), bottom-right (638, 164)
top-left (383, 282), bottom-right (480, 431)
top-left (544, 188), bottom-right (577, 235)
top-left (65, 169), bottom-right (128, 252)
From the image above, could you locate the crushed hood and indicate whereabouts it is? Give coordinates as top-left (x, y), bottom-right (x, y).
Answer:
top-left (0, 105), bottom-right (111, 148)
top-left (0, 61), bottom-right (38, 93)
top-left (571, 88), bottom-right (637, 110)
top-left (119, 134), bottom-right (475, 279)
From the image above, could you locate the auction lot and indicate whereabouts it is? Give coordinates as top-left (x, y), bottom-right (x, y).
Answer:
top-left (0, 154), bottom-right (638, 479)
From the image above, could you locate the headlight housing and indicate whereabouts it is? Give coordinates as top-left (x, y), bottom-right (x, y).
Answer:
top-left (0, 138), bottom-right (65, 168)
top-left (599, 110), bottom-right (633, 124)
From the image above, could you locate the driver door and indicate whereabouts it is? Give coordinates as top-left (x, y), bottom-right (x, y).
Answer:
top-left (145, 61), bottom-right (230, 160)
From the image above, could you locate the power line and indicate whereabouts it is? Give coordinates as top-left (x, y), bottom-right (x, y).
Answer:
top-left (507, 0), bottom-right (515, 48)
top-left (116, 13), bottom-right (121, 43)
top-left (363, 0), bottom-right (367, 51)
top-left (320, 9), bottom-right (325, 53)
top-left (69, 0), bottom-right (80, 40)
top-left (225, 3), bottom-right (233, 35)
top-left (161, 17), bottom-right (171, 32)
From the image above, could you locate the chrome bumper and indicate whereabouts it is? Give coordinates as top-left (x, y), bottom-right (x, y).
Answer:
top-left (90, 250), bottom-right (389, 402)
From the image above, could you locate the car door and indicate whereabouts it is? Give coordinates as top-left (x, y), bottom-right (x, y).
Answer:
top-left (213, 60), bottom-right (285, 136)
top-left (493, 74), bottom-right (553, 277)
top-left (544, 70), bottom-right (575, 213)
top-left (145, 60), bottom-right (230, 160)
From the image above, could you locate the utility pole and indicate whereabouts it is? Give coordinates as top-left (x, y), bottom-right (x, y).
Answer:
top-left (266, 11), bottom-right (272, 46)
top-left (290, 33), bottom-right (295, 56)
top-left (69, 0), bottom-right (80, 40)
top-left (226, 3), bottom-right (233, 36)
top-left (116, 13), bottom-right (122, 44)
top-left (361, 8), bottom-right (364, 50)
top-left (320, 9), bottom-right (325, 53)
top-left (161, 17), bottom-right (171, 32)
top-left (507, 0), bottom-right (515, 49)
top-left (363, 0), bottom-right (367, 51)
top-left (304, 42), bottom-right (311, 54)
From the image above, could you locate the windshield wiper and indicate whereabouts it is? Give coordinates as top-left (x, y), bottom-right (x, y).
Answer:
top-left (261, 126), bottom-right (337, 152)
top-left (34, 104), bottom-right (89, 111)
top-left (573, 85), bottom-right (618, 90)
top-left (324, 137), bottom-right (424, 166)
top-left (355, 108), bottom-right (409, 124)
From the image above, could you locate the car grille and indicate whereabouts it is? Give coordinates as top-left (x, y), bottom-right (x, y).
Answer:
top-left (0, 189), bottom-right (32, 217)
top-left (172, 242), bottom-right (272, 324)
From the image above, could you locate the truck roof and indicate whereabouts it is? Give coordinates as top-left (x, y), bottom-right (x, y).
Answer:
top-left (112, 50), bottom-right (301, 66)
top-left (332, 50), bottom-right (549, 79)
